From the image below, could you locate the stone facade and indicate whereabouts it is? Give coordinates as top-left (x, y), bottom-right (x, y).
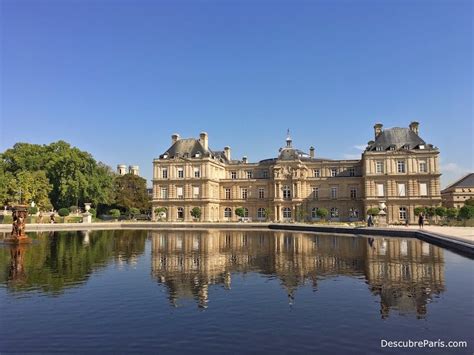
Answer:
top-left (152, 123), bottom-right (441, 224)
top-left (441, 173), bottom-right (474, 208)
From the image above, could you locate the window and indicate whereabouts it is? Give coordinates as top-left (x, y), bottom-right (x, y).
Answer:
top-left (376, 161), bottom-right (384, 174)
top-left (419, 183), bottom-right (428, 196)
top-left (312, 187), bottom-right (319, 200)
top-left (397, 183), bottom-right (406, 197)
top-left (193, 186), bottom-right (200, 199)
top-left (282, 207), bottom-right (292, 219)
top-left (258, 188), bottom-right (265, 199)
top-left (283, 185), bottom-right (291, 199)
top-left (230, 171), bottom-right (237, 179)
top-left (376, 146), bottom-right (383, 151)
top-left (241, 188), bottom-right (248, 200)
top-left (162, 168), bottom-right (168, 179)
top-left (257, 208), bottom-right (266, 219)
top-left (246, 171), bottom-right (253, 179)
top-left (350, 188), bottom-right (357, 199)
top-left (397, 160), bottom-right (406, 173)
top-left (262, 170), bottom-right (269, 179)
top-left (331, 187), bottom-right (337, 199)
top-left (314, 169), bottom-right (320, 177)
top-left (311, 207), bottom-right (318, 219)
top-left (331, 168), bottom-right (338, 177)
top-left (243, 208), bottom-right (249, 217)
top-left (330, 207), bottom-right (339, 218)
top-left (194, 167), bottom-right (200, 178)
top-left (419, 160), bottom-right (427, 173)
top-left (177, 167), bottom-right (184, 178)
top-left (348, 167), bottom-right (355, 177)
top-left (177, 207), bottom-right (184, 219)
top-left (160, 187), bottom-right (168, 199)
top-left (176, 186), bottom-right (184, 199)
top-left (399, 207), bottom-right (407, 220)
top-left (225, 188), bottom-right (231, 200)
top-left (377, 183), bottom-right (384, 197)
top-left (224, 208), bottom-right (232, 218)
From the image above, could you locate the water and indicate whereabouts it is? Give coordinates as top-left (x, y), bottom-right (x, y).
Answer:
top-left (0, 230), bottom-right (473, 354)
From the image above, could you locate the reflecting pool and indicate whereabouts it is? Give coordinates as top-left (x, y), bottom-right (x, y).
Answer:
top-left (1, 230), bottom-right (473, 353)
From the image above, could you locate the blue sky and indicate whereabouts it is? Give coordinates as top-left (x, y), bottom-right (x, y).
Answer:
top-left (1, 0), bottom-right (472, 188)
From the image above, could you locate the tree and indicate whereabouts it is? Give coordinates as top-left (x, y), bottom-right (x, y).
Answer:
top-left (367, 207), bottom-right (380, 216)
top-left (235, 207), bottom-right (245, 218)
top-left (414, 207), bottom-right (425, 216)
top-left (435, 207), bottom-right (447, 218)
top-left (109, 209), bottom-right (121, 219)
top-left (128, 207), bottom-right (140, 219)
top-left (458, 205), bottom-right (474, 220)
top-left (465, 198), bottom-right (474, 207)
top-left (114, 174), bottom-right (150, 212)
top-left (58, 208), bottom-right (70, 222)
top-left (12, 170), bottom-right (53, 209)
top-left (316, 208), bottom-right (329, 220)
top-left (88, 208), bottom-right (97, 218)
top-left (296, 206), bottom-right (307, 222)
top-left (190, 207), bottom-right (202, 221)
top-left (263, 208), bottom-right (273, 222)
top-left (446, 208), bottom-right (458, 220)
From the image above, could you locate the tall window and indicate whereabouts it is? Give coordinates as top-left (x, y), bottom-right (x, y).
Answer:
top-left (331, 168), bottom-right (338, 177)
top-left (397, 160), bottom-right (406, 173)
top-left (262, 171), bottom-right (269, 179)
top-left (177, 207), bottom-right (184, 219)
top-left (176, 186), bottom-right (184, 199)
top-left (225, 188), bottom-right (231, 200)
top-left (331, 187), bottom-right (338, 199)
top-left (177, 167), bottom-right (184, 178)
top-left (224, 208), bottom-right (232, 218)
top-left (377, 183), bottom-right (384, 197)
top-left (350, 188), bottom-right (357, 199)
top-left (258, 187), bottom-right (265, 199)
top-left (311, 207), bottom-right (318, 219)
top-left (193, 186), bottom-right (200, 199)
top-left (282, 207), bottom-right (292, 219)
top-left (397, 183), bottom-right (406, 197)
top-left (330, 207), bottom-right (339, 218)
top-left (241, 188), bottom-right (248, 200)
top-left (314, 169), bottom-right (321, 177)
top-left (419, 160), bottom-right (427, 173)
top-left (194, 167), bottom-right (200, 178)
top-left (419, 183), bottom-right (428, 196)
top-left (257, 208), bottom-right (266, 219)
top-left (243, 208), bottom-right (249, 217)
top-left (399, 207), bottom-right (407, 220)
top-left (246, 171), bottom-right (253, 179)
top-left (376, 161), bottom-right (384, 174)
top-left (162, 168), bottom-right (168, 179)
top-left (312, 187), bottom-right (319, 200)
top-left (160, 187), bottom-right (168, 199)
top-left (230, 171), bottom-right (237, 179)
top-left (348, 167), bottom-right (355, 176)
top-left (283, 185), bottom-right (291, 199)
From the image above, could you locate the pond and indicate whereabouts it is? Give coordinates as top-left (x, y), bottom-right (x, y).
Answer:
top-left (1, 230), bottom-right (473, 354)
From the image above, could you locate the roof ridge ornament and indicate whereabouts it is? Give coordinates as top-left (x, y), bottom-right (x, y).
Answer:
top-left (286, 129), bottom-right (292, 148)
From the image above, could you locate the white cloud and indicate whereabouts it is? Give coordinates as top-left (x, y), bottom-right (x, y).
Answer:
top-left (440, 162), bottom-right (470, 174)
top-left (440, 162), bottom-right (472, 189)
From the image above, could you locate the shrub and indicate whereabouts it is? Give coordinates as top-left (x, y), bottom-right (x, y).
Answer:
top-left (316, 208), bottom-right (329, 219)
top-left (367, 207), bottom-right (380, 216)
top-left (88, 208), bottom-right (97, 217)
top-left (109, 209), bottom-right (121, 218)
top-left (435, 207), bottom-right (447, 218)
top-left (190, 207), bottom-right (202, 220)
top-left (129, 207), bottom-right (140, 218)
top-left (465, 198), bottom-right (474, 207)
top-left (459, 205), bottom-right (474, 220)
top-left (235, 207), bottom-right (245, 218)
top-left (414, 207), bottom-right (425, 216)
top-left (69, 205), bottom-right (79, 214)
top-left (58, 208), bottom-right (70, 217)
top-left (424, 207), bottom-right (436, 217)
top-left (446, 208), bottom-right (458, 219)
top-left (28, 206), bottom-right (38, 215)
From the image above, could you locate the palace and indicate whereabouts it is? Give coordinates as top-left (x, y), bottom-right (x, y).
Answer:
top-left (152, 122), bottom-right (441, 224)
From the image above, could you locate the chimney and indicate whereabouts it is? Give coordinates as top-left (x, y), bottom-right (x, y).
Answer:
top-left (242, 156), bottom-right (248, 164)
top-left (171, 133), bottom-right (180, 145)
top-left (117, 164), bottom-right (127, 176)
top-left (199, 132), bottom-right (209, 151)
top-left (309, 146), bottom-right (315, 158)
top-left (224, 146), bottom-right (231, 160)
top-left (374, 123), bottom-right (383, 138)
top-left (409, 121), bottom-right (419, 135)
top-left (129, 165), bottom-right (139, 176)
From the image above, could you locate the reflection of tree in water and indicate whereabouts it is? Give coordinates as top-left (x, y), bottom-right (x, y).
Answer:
top-left (151, 231), bottom-right (445, 318)
top-left (0, 230), bottom-right (146, 295)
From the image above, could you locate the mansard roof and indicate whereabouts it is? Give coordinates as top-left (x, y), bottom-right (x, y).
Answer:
top-left (367, 127), bottom-right (434, 151)
top-left (160, 138), bottom-right (229, 163)
top-left (442, 173), bottom-right (474, 192)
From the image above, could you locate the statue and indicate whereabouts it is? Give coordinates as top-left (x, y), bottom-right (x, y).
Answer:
top-left (4, 205), bottom-right (31, 244)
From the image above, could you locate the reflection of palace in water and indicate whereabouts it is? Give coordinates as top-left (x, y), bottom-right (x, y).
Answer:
top-left (150, 230), bottom-right (445, 317)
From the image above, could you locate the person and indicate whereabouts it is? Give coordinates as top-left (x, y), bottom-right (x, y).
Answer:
top-left (50, 213), bottom-right (55, 224)
top-left (38, 212), bottom-right (43, 224)
top-left (418, 213), bottom-right (424, 229)
top-left (405, 217), bottom-right (409, 227)
top-left (367, 214), bottom-right (373, 227)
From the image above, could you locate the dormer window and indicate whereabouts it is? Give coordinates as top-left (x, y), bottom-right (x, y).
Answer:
top-left (163, 153), bottom-right (168, 159)
top-left (419, 144), bottom-right (425, 150)
top-left (195, 151), bottom-right (201, 158)
top-left (376, 146), bottom-right (383, 152)
top-left (389, 145), bottom-right (396, 151)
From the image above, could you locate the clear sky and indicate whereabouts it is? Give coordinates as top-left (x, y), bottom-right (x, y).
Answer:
top-left (1, 0), bottom-right (472, 188)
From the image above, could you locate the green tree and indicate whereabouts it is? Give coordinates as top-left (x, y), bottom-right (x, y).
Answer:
top-left (465, 198), bottom-right (474, 207)
top-left (190, 207), bottom-right (202, 220)
top-left (109, 209), bottom-right (121, 219)
top-left (435, 206), bottom-right (447, 218)
top-left (367, 207), bottom-right (380, 216)
top-left (88, 208), bottom-right (97, 218)
top-left (458, 205), bottom-right (474, 220)
top-left (235, 207), bottom-right (245, 218)
top-left (414, 207), bottom-right (425, 216)
top-left (114, 174), bottom-right (150, 212)
top-left (128, 207), bottom-right (140, 219)
top-left (263, 208), bottom-right (273, 222)
top-left (12, 170), bottom-right (53, 209)
top-left (446, 208), bottom-right (458, 220)
top-left (316, 208), bottom-right (329, 220)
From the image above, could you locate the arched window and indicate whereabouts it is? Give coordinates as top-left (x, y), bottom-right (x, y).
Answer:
top-left (177, 207), bottom-right (184, 219)
top-left (283, 185), bottom-right (291, 199)
top-left (224, 208), bottom-right (232, 218)
top-left (330, 207), bottom-right (339, 218)
top-left (257, 208), bottom-right (266, 219)
top-left (243, 208), bottom-right (249, 217)
top-left (282, 207), bottom-right (292, 219)
top-left (311, 207), bottom-right (318, 219)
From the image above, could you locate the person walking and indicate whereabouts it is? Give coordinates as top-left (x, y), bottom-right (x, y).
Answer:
top-left (367, 214), bottom-right (373, 227)
top-left (418, 213), bottom-right (424, 229)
